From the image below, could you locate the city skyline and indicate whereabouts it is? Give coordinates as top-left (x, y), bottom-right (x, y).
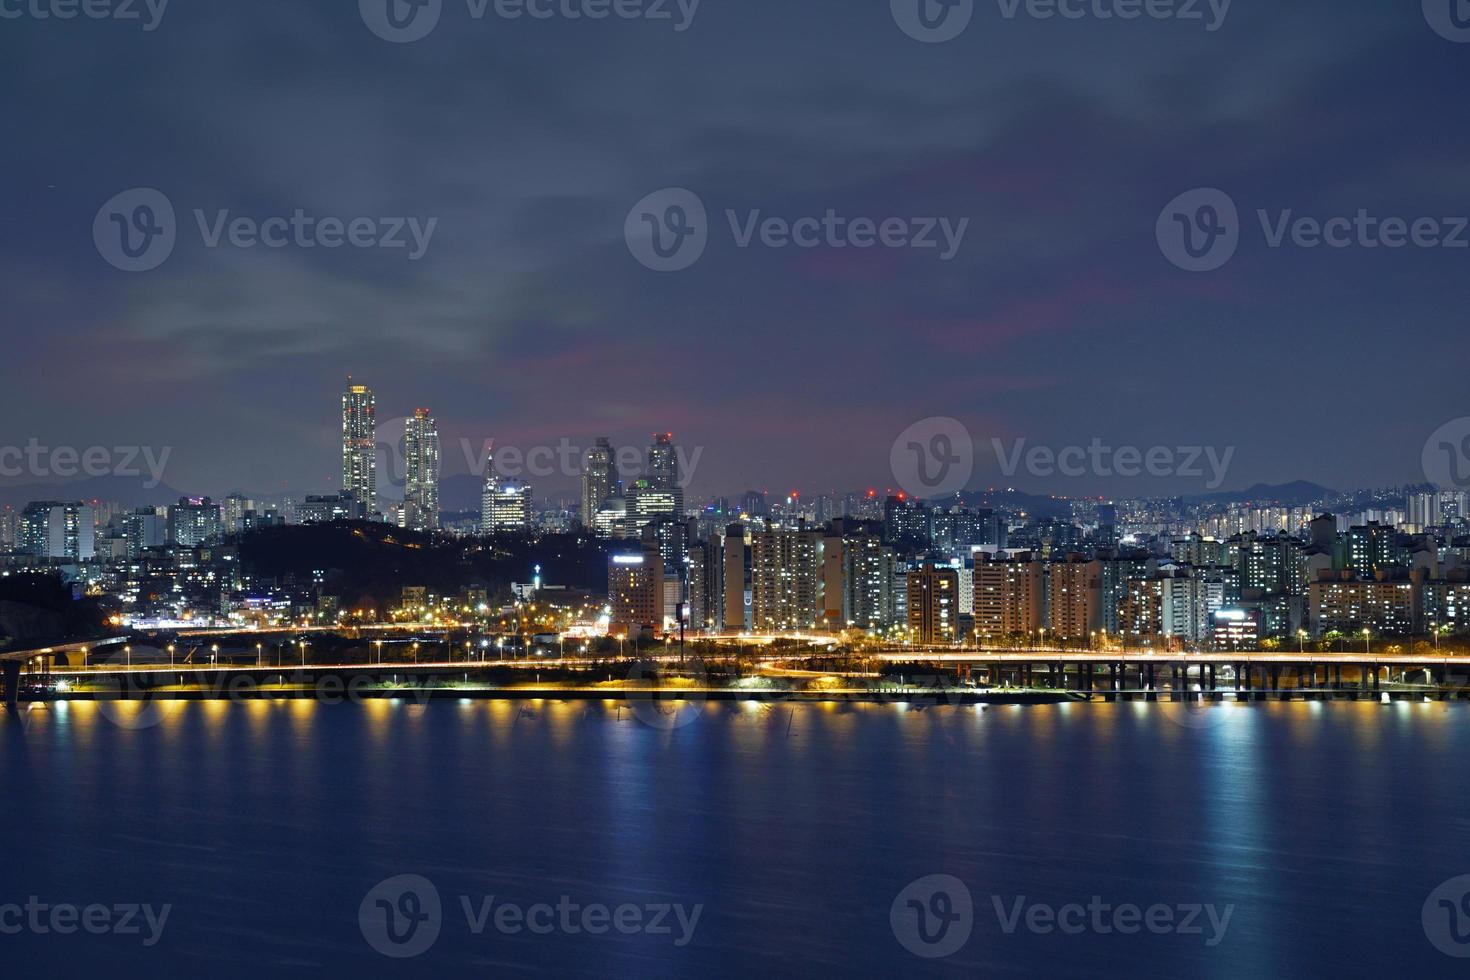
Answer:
top-left (7, 3), bottom-right (1470, 974)
top-left (1, 369), bottom-right (1466, 507)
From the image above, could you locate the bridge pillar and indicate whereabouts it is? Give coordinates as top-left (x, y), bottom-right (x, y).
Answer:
top-left (3, 660), bottom-right (19, 709)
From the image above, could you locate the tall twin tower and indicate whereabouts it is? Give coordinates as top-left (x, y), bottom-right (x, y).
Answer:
top-left (341, 378), bottom-right (440, 531)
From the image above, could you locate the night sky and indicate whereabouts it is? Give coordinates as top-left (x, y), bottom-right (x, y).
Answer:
top-left (2, 1), bottom-right (1467, 502)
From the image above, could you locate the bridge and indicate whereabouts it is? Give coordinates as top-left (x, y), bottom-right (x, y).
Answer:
top-left (7, 638), bottom-right (1470, 706)
top-left (866, 650), bottom-right (1470, 698)
top-left (1, 637), bottom-right (128, 707)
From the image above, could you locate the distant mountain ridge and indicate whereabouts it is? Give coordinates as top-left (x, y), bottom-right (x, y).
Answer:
top-left (1188, 481), bottom-right (1336, 506)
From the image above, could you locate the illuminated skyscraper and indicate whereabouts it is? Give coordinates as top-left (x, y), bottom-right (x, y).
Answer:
top-left (581, 437), bottom-right (617, 530)
top-left (647, 432), bottom-right (683, 517)
top-left (341, 379), bottom-right (377, 515)
top-left (403, 408), bottom-right (441, 531)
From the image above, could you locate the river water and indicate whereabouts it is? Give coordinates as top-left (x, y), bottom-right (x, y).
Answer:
top-left (2, 697), bottom-right (1468, 976)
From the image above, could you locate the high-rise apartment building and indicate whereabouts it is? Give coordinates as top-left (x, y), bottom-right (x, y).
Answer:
top-left (973, 556), bottom-right (1044, 641)
top-left (907, 564), bottom-right (960, 644)
top-left (750, 524), bottom-right (823, 632)
top-left (403, 408), bottom-right (441, 531)
top-left (20, 501), bottom-right (95, 561)
top-left (1047, 558), bottom-right (1102, 642)
top-left (842, 528), bottom-right (894, 631)
top-left (122, 507), bottom-right (166, 558)
top-left (168, 497), bottom-right (223, 547)
top-left (581, 438), bottom-right (617, 530)
top-left (341, 379), bottom-right (377, 514)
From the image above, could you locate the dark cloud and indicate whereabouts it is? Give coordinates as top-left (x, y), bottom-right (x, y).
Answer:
top-left (1, 0), bottom-right (1466, 500)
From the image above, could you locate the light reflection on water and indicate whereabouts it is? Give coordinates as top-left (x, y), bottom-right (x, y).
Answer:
top-left (1, 699), bottom-right (1465, 978)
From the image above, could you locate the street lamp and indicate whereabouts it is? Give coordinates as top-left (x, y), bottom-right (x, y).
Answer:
top-left (1362, 628), bottom-right (1371, 655)
top-left (256, 643), bottom-right (263, 667)
top-left (125, 644), bottom-right (131, 669)
top-left (211, 644), bottom-right (219, 666)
